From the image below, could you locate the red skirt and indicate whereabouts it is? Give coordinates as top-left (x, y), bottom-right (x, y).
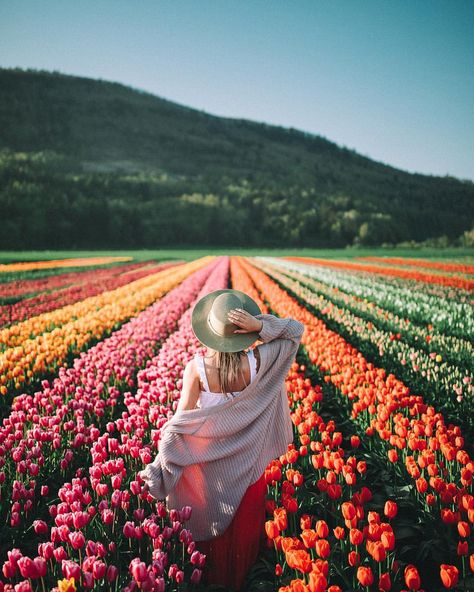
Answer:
top-left (196, 473), bottom-right (267, 591)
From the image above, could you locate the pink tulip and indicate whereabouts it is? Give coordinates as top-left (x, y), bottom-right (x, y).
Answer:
top-left (33, 520), bottom-right (48, 535)
top-left (2, 561), bottom-right (16, 578)
top-left (37, 542), bottom-right (54, 560)
top-left (190, 568), bottom-right (202, 584)
top-left (17, 557), bottom-right (39, 579)
top-left (92, 560), bottom-right (106, 579)
top-left (130, 560), bottom-right (148, 582)
top-left (53, 546), bottom-right (67, 562)
top-left (69, 531), bottom-right (85, 549)
top-left (123, 521), bottom-right (136, 538)
top-left (61, 559), bottom-right (81, 580)
top-left (33, 557), bottom-right (46, 578)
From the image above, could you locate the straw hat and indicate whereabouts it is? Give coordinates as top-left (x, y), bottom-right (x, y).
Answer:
top-left (191, 289), bottom-right (262, 352)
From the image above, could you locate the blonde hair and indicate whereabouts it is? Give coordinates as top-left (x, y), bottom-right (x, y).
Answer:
top-left (217, 350), bottom-right (246, 394)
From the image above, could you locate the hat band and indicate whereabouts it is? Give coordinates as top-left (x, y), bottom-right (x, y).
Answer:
top-left (207, 310), bottom-right (234, 338)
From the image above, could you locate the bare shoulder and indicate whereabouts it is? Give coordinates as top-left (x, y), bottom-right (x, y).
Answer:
top-left (183, 357), bottom-right (199, 381)
top-left (177, 357), bottom-right (200, 411)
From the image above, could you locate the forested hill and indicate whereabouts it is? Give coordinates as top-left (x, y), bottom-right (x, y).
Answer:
top-left (1, 67), bottom-right (473, 249)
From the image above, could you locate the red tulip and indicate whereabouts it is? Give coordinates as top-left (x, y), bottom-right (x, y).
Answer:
top-left (440, 564), bottom-right (459, 589)
top-left (348, 551), bottom-right (360, 567)
top-left (457, 541), bottom-right (469, 556)
top-left (384, 500), bottom-right (398, 519)
top-left (379, 572), bottom-right (391, 591)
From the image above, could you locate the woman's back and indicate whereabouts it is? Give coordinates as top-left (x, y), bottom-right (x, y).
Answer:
top-left (194, 349), bottom-right (260, 407)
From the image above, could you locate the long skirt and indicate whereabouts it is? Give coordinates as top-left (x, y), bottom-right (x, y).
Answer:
top-left (196, 473), bottom-right (267, 591)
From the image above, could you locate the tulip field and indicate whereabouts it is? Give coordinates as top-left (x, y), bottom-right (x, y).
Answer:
top-left (0, 254), bottom-right (473, 592)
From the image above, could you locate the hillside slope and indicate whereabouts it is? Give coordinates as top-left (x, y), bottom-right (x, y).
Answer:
top-left (0, 67), bottom-right (472, 248)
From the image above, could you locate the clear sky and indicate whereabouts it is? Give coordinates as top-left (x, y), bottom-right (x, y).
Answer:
top-left (1, 0), bottom-right (473, 180)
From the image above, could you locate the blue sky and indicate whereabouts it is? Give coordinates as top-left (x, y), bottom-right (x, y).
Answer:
top-left (1, 0), bottom-right (473, 180)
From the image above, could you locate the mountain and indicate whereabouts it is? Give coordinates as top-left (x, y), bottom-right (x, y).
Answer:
top-left (0, 67), bottom-right (473, 249)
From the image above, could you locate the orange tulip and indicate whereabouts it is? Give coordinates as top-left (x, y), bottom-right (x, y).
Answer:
top-left (341, 501), bottom-right (356, 521)
top-left (356, 566), bottom-right (374, 587)
top-left (458, 521), bottom-right (470, 538)
top-left (285, 549), bottom-right (312, 574)
top-left (308, 572), bottom-right (327, 592)
top-left (315, 520), bottom-right (329, 538)
top-left (404, 565), bottom-right (421, 590)
top-left (300, 529), bottom-right (317, 549)
top-left (315, 539), bottom-right (330, 559)
top-left (349, 528), bottom-right (364, 546)
top-left (265, 520), bottom-right (280, 540)
top-left (274, 507), bottom-right (288, 531)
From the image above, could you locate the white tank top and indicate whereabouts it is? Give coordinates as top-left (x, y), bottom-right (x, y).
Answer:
top-left (194, 349), bottom-right (257, 408)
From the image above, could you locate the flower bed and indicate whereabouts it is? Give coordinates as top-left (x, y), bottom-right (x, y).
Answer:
top-left (285, 257), bottom-right (474, 292)
top-left (0, 259), bottom-right (211, 396)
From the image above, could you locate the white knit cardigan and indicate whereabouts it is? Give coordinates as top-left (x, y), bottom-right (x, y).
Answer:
top-left (141, 314), bottom-right (304, 540)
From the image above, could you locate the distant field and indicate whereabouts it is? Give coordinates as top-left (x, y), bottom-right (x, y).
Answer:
top-left (1, 247), bottom-right (473, 263)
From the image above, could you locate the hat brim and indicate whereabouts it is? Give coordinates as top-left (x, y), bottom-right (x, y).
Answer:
top-left (191, 289), bottom-right (262, 352)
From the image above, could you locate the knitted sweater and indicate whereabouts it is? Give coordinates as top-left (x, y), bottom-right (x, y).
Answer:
top-left (141, 314), bottom-right (304, 540)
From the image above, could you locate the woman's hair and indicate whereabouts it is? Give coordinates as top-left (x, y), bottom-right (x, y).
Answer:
top-left (217, 350), bottom-right (246, 393)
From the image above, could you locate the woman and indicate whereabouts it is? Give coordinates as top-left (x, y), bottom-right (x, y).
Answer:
top-left (139, 289), bottom-right (304, 590)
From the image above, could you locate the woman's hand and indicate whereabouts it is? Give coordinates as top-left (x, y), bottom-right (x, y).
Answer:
top-left (138, 470), bottom-right (152, 495)
top-left (228, 308), bottom-right (263, 334)
top-left (138, 469), bottom-right (166, 503)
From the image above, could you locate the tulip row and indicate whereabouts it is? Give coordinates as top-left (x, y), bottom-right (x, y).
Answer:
top-left (0, 261), bottom-right (149, 299)
top-left (284, 257), bottom-right (474, 292)
top-left (0, 258), bottom-right (229, 591)
top-left (281, 260), bottom-right (472, 307)
top-left (239, 257), bottom-right (474, 589)
top-left (0, 261), bottom-right (174, 327)
top-left (357, 257), bottom-right (474, 276)
top-left (263, 257), bottom-right (473, 366)
top-left (0, 261), bottom-right (191, 352)
top-left (0, 258), bottom-right (218, 538)
top-left (231, 256), bottom-right (418, 590)
top-left (0, 259), bottom-right (211, 397)
top-left (0, 257), bottom-right (132, 273)
top-left (256, 259), bottom-right (474, 442)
